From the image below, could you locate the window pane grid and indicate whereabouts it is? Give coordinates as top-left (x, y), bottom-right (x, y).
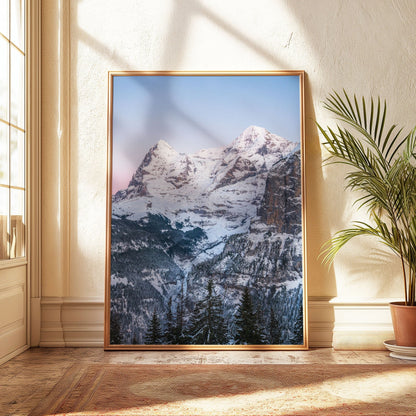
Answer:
top-left (0, 0), bottom-right (25, 261)
top-left (0, 31), bottom-right (25, 51)
top-left (0, 184), bottom-right (24, 190)
top-left (0, 32), bottom-right (24, 55)
top-left (0, 118), bottom-right (26, 132)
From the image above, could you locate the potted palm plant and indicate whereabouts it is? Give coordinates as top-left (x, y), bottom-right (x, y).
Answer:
top-left (318, 91), bottom-right (416, 347)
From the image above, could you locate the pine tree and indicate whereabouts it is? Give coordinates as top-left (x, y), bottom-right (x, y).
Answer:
top-left (274, 286), bottom-right (289, 343)
top-left (164, 297), bottom-right (176, 344)
top-left (173, 282), bottom-right (187, 344)
top-left (290, 303), bottom-right (303, 345)
top-left (269, 307), bottom-right (281, 344)
top-left (110, 312), bottom-right (123, 344)
top-left (255, 305), bottom-right (267, 344)
top-left (235, 286), bottom-right (262, 344)
top-left (186, 279), bottom-right (227, 344)
top-left (144, 309), bottom-right (163, 344)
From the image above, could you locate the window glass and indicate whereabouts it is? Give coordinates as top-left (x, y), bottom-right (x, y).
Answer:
top-left (0, 123), bottom-right (8, 185)
top-left (10, 45), bottom-right (24, 129)
top-left (10, 127), bottom-right (24, 188)
top-left (10, 188), bottom-right (24, 258)
top-left (1, 0), bottom-right (25, 261)
top-left (0, 36), bottom-right (9, 121)
top-left (0, 187), bottom-right (9, 259)
top-left (0, 0), bottom-right (9, 37)
top-left (10, 0), bottom-right (24, 50)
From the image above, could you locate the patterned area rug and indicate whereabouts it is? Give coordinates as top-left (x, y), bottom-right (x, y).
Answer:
top-left (30, 364), bottom-right (416, 415)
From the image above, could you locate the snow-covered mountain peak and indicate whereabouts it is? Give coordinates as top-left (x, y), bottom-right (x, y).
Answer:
top-left (242, 125), bottom-right (267, 139)
top-left (140, 139), bottom-right (182, 173)
top-left (113, 125), bottom-right (298, 233)
top-left (231, 125), bottom-right (267, 149)
top-left (231, 125), bottom-right (294, 155)
top-left (151, 139), bottom-right (177, 158)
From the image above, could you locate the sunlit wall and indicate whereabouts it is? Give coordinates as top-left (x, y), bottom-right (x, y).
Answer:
top-left (41, 0), bottom-right (416, 346)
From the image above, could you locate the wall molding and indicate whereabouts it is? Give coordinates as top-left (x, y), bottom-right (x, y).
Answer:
top-left (308, 296), bottom-right (334, 348)
top-left (0, 345), bottom-right (29, 366)
top-left (40, 297), bottom-right (104, 347)
top-left (329, 297), bottom-right (398, 350)
top-left (39, 296), bottom-right (396, 349)
top-left (28, 0), bottom-right (42, 347)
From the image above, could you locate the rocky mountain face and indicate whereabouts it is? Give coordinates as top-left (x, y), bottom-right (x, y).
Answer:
top-left (258, 151), bottom-right (302, 234)
top-left (110, 126), bottom-right (304, 345)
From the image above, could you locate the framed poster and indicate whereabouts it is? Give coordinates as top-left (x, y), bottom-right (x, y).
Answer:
top-left (105, 71), bottom-right (307, 350)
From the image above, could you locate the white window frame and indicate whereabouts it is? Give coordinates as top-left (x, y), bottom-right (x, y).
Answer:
top-left (0, 0), bottom-right (27, 267)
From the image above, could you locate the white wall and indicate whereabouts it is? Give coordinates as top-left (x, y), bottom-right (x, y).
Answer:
top-left (40, 0), bottom-right (416, 348)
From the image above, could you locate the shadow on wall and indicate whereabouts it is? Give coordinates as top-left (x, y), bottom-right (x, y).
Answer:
top-left (68, 0), bottom-right (334, 298)
top-left (285, 0), bottom-right (416, 299)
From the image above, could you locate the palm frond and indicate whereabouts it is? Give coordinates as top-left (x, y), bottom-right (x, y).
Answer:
top-left (320, 221), bottom-right (393, 265)
top-left (318, 91), bottom-right (416, 305)
top-left (321, 91), bottom-right (409, 167)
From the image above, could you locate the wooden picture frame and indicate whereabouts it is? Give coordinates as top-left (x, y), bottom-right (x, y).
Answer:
top-left (105, 71), bottom-right (307, 350)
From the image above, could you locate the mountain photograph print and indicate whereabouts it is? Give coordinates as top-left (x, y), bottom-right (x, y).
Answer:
top-left (105, 72), bottom-right (307, 349)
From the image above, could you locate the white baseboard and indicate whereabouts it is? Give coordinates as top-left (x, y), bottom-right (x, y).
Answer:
top-left (308, 297), bottom-right (334, 348)
top-left (38, 296), bottom-right (396, 349)
top-left (40, 297), bottom-right (104, 347)
top-left (330, 298), bottom-right (397, 350)
top-left (30, 297), bottom-right (41, 346)
top-left (0, 344), bottom-right (29, 366)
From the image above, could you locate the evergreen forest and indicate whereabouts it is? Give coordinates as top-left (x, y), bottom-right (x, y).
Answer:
top-left (110, 280), bottom-right (304, 346)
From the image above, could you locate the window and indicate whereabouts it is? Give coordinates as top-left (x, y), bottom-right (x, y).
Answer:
top-left (0, 0), bottom-right (25, 260)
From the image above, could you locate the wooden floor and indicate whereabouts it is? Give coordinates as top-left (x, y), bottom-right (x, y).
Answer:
top-left (0, 347), bottom-right (411, 416)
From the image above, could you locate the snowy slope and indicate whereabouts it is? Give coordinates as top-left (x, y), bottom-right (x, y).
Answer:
top-left (112, 126), bottom-right (297, 246)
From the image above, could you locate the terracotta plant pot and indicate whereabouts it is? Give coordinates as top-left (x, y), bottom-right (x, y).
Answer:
top-left (390, 302), bottom-right (416, 347)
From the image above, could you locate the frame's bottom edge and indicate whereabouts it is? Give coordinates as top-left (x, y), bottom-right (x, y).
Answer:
top-left (104, 344), bottom-right (309, 351)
